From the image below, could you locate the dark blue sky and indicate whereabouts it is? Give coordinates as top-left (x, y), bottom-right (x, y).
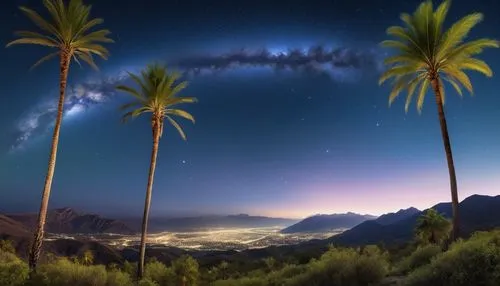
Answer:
top-left (1, 0), bottom-right (500, 218)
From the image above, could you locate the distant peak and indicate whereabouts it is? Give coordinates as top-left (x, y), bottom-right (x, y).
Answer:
top-left (231, 214), bottom-right (250, 217)
top-left (52, 207), bottom-right (79, 215)
top-left (397, 207), bottom-right (420, 213)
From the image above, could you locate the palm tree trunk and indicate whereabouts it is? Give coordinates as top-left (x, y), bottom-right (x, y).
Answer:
top-left (431, 78), bottom-right (460, 241)
top-left (137, 119), bottom-right (161, 280)
top-left (28, 51), bottom-right (72, 273)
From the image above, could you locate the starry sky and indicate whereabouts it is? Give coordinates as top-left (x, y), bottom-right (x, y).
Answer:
top-left (1, 0), bottom-right (500, 219)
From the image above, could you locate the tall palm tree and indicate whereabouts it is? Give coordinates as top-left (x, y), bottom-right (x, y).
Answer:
top-left (379, 0), bottom-right (498, 241)
top-left (117, 64), bottom-right (197, 280)
top-left (6, 0), bottom-right (112, 271)
top-left (415, 208), bottom-right (451, 245)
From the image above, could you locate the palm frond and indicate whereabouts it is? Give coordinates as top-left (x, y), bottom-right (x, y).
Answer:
top-left (405, 74), bottom-right (425, 112)
top-left (445, 39), bottom-right (499, 62)
top-left (6, 38), bottom-right (58, 48)
top-left (458, 58), bottom-right (493, 77)
top-left (75, 51), bottom-right (98, 70)
top-left (116, 85), bottom-right (145, 101)
top-left (166, 109), bottom-right (195, 123)
top-left (120, 101), bottom-right (143, 111)
top-left (433, 0), bottom-right (450, 39)
top-left (19, 6), bottom-right (61, 39)
top-left (31, 52), bottom-right (60, 70)
top-left (416, 78), bottom-right (430, 113)
top-left (379, 65), bottom-right (423, 85)
top-left (441, 66), bottom-right (473, 94)
top-left (437, 13), bottom-right (483, 60)
top-left (442, 76), bottom-right (463, 97)
top-left (121, 107), bottom-right (150, 123)
top-left (165, 115), bottom-right (187, 140)
top-left (388, 75), bottom-right (412, 105)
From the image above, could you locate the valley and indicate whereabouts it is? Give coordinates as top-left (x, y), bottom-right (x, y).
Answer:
top-left (46, 227), bottom-right (341, 251)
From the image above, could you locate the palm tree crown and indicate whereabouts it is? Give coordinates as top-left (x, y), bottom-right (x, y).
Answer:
top-left (415, 208), bottom-right (452, 245)
top-left (379, 0), bottom-right (499, 112)
top-left (6, 0), bottom-right (113, 69)
top-left (117, 64), bottom-right (197, 138)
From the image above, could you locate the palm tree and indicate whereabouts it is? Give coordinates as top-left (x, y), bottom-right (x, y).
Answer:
top-left (379, 0), bottom-right (498, 241)
top-left (415, 208), bottom-right (451, 245)
top-left (116, 64), bottom-right (197, 280)
top-left (81, 250), bottom-right (94, 266)
top-left (6, 0), bottom-right (112, 271)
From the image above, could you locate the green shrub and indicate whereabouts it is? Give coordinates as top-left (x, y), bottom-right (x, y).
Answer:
top-left (213, 247), bottom-right (389, 286)
top-left (123, 260), bottom-right (137, 278)
top-left (213, 276), bottom-right (268, 286)
top-left (284, 247), bottom-right (389, 286)
top-left (0, 252), bottom-right (28, 286)
top-left (406, 230), bottom-right (500, 286)
top-left (0, 240), bottom-right (16, 254)
top-left (106, 269), bottom-right (134, 286)
top-left (138, 278), bottom-right (159, 286)
top-left (30, 258), bottom-right (109, 286)
top-left (144, 260), bottom-right (175, 285)
top-left (394, 244), bottom-right (442, 275)
top-left (172, 255), bottom-right (199, 286)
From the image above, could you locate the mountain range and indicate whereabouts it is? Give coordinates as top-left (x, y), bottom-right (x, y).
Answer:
top-left (330, 194), bottom-right (500, 246)
top-left (280, 212), bottom-right (377, 233)
top-left (4, 208), bottom-right (135, 235)
top-left (123, 214), bottom-right (298, 232)
top-left (0, 209), bottom-right (299, 237)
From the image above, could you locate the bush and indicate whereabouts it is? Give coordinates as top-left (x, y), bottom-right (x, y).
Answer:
top-left (0, 240), bottom-right (16, 254)
top-left (123, 260), bottom-right (137, 278)
top-left (0, 250), bottom-right (28, 286)
top-left (29, 258), bottom-right (107, 286)
top-left (394, 244), bottom-right (442, 275)
top-left (213, 247), bottom-right (389, 286)
top-left (213, 276), bottom-right (268, 286)
top-left (172, 255), bottom-right (199, 286)
top-left (144, 260), bottom-right (175, 286)
top-left (138, 278), bottom-right (159, 286)
top-left (26, 257), bottom-right (134, 286)
top-left (406, 230), bottom-right (500, 286)
top-left (106, 269), bottom-right (134, 286)
top-left (297, 247), bottom-right (389, 286)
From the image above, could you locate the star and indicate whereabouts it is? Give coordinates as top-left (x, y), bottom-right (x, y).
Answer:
top-left (326, 149), bottom-right (330, 153)
top-left (181, 160), bottom-right (187, 164)
top-left (376, 122), bottom-right (381, 127)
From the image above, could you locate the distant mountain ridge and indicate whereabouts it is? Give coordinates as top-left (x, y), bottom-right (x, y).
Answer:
top-left (330, 194), bottom-right (500, 246)
top-left (5, 208), bottom-right (135, 235)
top-left (124, 214), bottom-right (298, 232)
top-left (280, 212), bottom-right (377, 233)
top-left (375, 207), bottom-right (420, 225)
top-left (0, 214), bottom-right (30, 238)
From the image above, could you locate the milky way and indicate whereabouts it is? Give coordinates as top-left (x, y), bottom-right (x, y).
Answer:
top-left (174, 46), bottom-right (382, 75)
top-left (10, 45), bottom-right (382, 151)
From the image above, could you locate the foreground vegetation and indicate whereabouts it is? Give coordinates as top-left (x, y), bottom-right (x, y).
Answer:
top-left (1, 229), bottom-right (499, 285)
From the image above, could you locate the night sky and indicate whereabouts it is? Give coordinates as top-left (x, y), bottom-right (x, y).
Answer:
top-left (1, 0), bottom-right (500, 219)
